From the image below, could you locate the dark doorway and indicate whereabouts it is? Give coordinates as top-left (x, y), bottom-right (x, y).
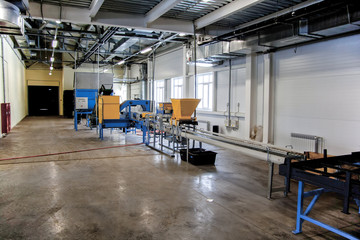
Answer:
top-left (28, 86), bottom-right (59, 116)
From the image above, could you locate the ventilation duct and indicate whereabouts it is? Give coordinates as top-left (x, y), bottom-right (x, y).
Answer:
top-left (308, 7), bottom-right (360, 36)
top-left (258, 22), bottom-right (316, 48)
top-left (0, 1), bottom-right (24, 35)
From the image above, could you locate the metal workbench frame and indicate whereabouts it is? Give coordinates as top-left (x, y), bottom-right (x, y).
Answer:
top-left (279, 152), bottom-right (360, 239)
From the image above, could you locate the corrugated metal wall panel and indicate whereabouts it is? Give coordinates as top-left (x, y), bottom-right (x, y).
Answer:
top-left (273, 34), bottom-right (360, 155)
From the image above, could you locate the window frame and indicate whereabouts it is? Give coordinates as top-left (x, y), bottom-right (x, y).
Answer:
top-left (171, 76), bottom-right (183, 99)
top-left (196, 72), bottom-right (214, 111)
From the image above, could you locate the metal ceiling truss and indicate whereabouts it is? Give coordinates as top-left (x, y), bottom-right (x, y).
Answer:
top-left (2, 0), bottom-right (357, 69)
top-left (75, 26), bottom-right (119, 68)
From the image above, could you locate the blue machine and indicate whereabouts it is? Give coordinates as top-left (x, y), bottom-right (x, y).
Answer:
top-left (74, 89), bottom-right (98, 131)
top-left (98, 100), bottom-right (151, 142)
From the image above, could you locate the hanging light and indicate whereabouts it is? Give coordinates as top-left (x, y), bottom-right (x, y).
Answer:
top-left (49, 72), bottom-right (52, 76)
top-left (50, 56), bottom-right (55, 62)
top-left (50, 66), bottom-right (54, 71)
top-left (52, 39), bottom-right (58, 48)
top-left (56, 20), bottom-right (61, 24)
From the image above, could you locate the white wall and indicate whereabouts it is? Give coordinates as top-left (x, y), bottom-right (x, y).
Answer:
top-left (130, 82), bottom-right (141, 99)
top-left (0, 36), bottom-right (26, 134)
top-left (273, 34), bottom-right (360, 155)
top-left (154, 47), bottom-right (183, 80)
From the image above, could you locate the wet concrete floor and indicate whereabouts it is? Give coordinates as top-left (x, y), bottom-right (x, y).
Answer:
top-left (0, 117), bottom-right (358, 239)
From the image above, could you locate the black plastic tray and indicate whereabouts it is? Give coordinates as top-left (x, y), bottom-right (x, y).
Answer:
top-left (180, 148), bottom-right (217, 165)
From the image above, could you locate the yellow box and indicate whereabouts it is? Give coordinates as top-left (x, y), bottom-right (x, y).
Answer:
top-left (171, 98), bottom-right (200, 125)
top-left (141, 112), bottom-right (153, 118)
top-left (159, 102), bottom-right (172, 111)
top-left (98, 96), bottom-right (120, 123)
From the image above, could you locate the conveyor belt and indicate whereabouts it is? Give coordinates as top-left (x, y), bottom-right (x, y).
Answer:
top-left (181, 129), bottom-right (304, 164)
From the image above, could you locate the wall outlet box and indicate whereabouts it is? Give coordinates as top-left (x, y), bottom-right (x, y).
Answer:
top-left (224, 119), bottom-right (231, 127)
top-left (230, 120), bottom-right (239, 129)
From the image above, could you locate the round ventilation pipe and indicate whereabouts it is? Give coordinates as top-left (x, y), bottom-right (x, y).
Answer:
top-left (0, 1), bottom-right (22, 30)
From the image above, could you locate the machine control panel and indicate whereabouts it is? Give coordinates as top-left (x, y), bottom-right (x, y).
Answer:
top-left (76, 97), bottom-right (88, 109)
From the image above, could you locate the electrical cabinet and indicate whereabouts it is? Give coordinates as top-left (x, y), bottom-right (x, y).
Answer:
top-left (1, 103), bottom-right (11, 134)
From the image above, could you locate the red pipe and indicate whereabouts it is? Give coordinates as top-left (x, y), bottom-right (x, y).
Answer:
top-left (0, 142), bottom-right (143, 161)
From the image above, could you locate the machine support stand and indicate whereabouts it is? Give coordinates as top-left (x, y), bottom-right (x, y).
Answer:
top-left (293, 181), bottom-right (358, 240)
top-left (267, 162), bottom-right (274, 199)
top-left (74, 111), bottom-right (78, 131)
top-left (285, 158), bottom-right (292, 196)
top-left (186, 136), bottom-right (189, 163)
top-left (343, 171), bottom-right (352, 214)
top-left (293, 181), bottom-right (305, 234)
top-left (355, 199), bottom-right (360, 214)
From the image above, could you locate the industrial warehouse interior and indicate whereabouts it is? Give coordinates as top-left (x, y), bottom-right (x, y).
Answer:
top-left (0, 0), bottom-right (359, 239)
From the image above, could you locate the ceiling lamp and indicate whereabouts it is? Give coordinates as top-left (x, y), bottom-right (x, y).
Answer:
top-left (50, 66), bottom-right (54, 71)
top-left (117, 60), bottom-right (125, 65)
top-left (49, 72), bottom-right (52, 76)
top-left (52, 39), bottom-right (58, 48)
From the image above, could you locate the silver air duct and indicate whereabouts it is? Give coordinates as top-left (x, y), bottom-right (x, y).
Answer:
top-left (0, 1), bottom-right (24, 35)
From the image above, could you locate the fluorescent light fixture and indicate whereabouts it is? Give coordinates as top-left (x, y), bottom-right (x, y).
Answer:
top-left (117, 60), bottom-right (125, 65)
top-left (50, 57), bottom-right (55, 62)
top-left (195, 62), bottom-right (216, 67)
top-left (52, 39), bottom-right (58, 48)
top-left (140, 47), bottom-right (152, 54)
top-left (50, 66), bottom-right (54, 71)
top-left (56, 20), bottom-right (61, 24)
top-left (179, 33), bottom-right (186, 37)
top-left (202, 0), bottom-right (210, 2)
top-left (187, 61), bottom-right (222, 67)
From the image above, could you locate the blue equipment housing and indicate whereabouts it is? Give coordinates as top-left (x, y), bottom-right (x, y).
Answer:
top-left (99, 100), bottom-right (151, 142)
top-left (74, 89), bottom-right (98, 131)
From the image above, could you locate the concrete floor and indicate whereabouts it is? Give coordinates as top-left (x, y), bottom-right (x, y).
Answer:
top-left (0, 117), bottom-right (358, 240)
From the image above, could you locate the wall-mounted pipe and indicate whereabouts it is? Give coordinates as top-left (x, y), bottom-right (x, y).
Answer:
top-left (152, 52), bottom-right (156, 112)
top-left (193, 23), bottom-right (197, 117)
top-left (228, 59), bottom-right (232, 121)
top-left (1, 37), bottom-right (5, 103)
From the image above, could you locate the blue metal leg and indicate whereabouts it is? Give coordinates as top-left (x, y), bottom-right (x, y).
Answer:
top-left (293, 181), bottom-right (304, 234)
top-left (142, 127), bottom-right (146, 143)
top-left (293, 181), bottom-right (359, 240)
top-left (99, 124), bottom-right (104, 140)
top-left (74, 111), bottom-right (78, 131)
top-left (355, 199), bottom-right (360, 214)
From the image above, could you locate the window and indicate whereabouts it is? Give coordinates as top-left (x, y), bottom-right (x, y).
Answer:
top-left (154, 80), bottom-right (165, 104)
top-left (171, 77), bottom-right (183, 98)
top-left (196, 73), bottom-right (213, 110)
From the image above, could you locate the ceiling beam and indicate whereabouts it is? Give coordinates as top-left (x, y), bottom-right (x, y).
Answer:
top-left (27, 2), bottom-right (194, 34)
top-left (195, 0), bottom-right (264, 29)
top-left (145, 0), bottom-right (182, 24)
top-left (89, 0), bottom-right (105, 18)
